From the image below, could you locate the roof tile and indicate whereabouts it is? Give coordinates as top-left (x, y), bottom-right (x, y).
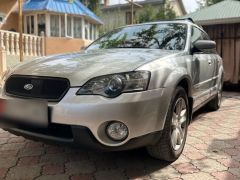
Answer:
top-left (182, 0), bottom-right (240, 25)
top-left (23, 0), bottom-right (103, 24)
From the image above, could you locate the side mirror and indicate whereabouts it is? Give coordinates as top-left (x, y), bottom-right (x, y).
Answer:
top-left (193, 40), bottom-right (216, 51)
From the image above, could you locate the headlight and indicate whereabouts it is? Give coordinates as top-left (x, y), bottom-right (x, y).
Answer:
top-left (76, 71), bottom-right (150, 98)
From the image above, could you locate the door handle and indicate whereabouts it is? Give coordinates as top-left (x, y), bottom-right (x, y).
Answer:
top-left (208, 59), bottom-right (212, 65)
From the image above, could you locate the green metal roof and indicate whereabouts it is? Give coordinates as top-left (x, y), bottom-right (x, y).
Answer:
top-left (181, 0), bottom-right (240, 25)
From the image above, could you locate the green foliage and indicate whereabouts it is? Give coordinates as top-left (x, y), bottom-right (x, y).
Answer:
top-left (137, 5), bottom-right (156, 23)
top-left (197, 0), bottom-right (223, 7)
top-left (95, 24), bottom-right (187, 50)
top-left (207, 0), bottom-right (224, 6)
top-left (137, 3), bottom-right (176, 23)
top-left (164, 3), bottom-right (176, 20)
top-left (99, 34), bottom-right (127, 49)
top-left (155, 6), bottom-right (166, 20)
top-left (197, 0), bottom-right (240, 8)
top-left (80, 0), bottom-right (100, 14)
top-left (133, 25), bottom-right (160, 48)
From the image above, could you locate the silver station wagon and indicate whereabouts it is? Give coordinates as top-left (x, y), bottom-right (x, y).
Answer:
top-left (0, 19), bottom-right (223, 161)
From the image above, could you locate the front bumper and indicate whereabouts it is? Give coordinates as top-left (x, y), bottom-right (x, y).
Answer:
top-left (1, 87), bottom-right (172, 149)
top-left (6, 124), bottom-right (162, 151)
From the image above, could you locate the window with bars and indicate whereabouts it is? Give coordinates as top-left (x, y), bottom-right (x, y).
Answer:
top-left (24, 13), bottom-right (97, 40)
top-left (37, 14), bottom-right (46, 35)
top-left (85, 21), bottom-right (89, 39)
top-left (73, 17), bottom-right (82, 38)
top-left (26, 15), bottom-right (35, 34)
top-left (67, 15), bottom-right (72, 37)
top-left (60, 15), bottom-right (65, 37)
top-left (50, 15), bottom-right (60, 37)
top-left (126, 11), bottom-right (135, 25)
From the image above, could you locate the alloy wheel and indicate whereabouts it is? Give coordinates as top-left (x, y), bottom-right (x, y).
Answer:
top-left (171, 97), bottom-right (187, 151)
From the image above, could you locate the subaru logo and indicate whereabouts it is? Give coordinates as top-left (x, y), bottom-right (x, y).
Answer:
top-left (24, 84), bottom-right (34, 91)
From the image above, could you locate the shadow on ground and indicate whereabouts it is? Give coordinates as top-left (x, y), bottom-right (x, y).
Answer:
top-left (189, 93), bottom-right (240, 180)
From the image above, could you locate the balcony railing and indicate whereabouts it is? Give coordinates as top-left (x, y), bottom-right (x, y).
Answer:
top-left (0, 30), bottom-right (45, 57)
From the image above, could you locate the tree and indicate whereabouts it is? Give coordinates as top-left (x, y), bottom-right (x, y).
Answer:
top-left (156, 3), bottom-right (176, 20)
top-left (197, 0), bottom-right (223, 7)
top-left (197, 0), bottom-right (240, 8)
top-left (207, 0), bottom-right (223, 5)
top-left (164, 3), bottom-right (176, 20)
top-left (80, 0), bottom-right (99, 14)
top-left (137, 3), bottom-right (176, 23)
top-left (137, 5), bottom-right (156, 23)
top-left (155, 6), bottom-right (166, 20)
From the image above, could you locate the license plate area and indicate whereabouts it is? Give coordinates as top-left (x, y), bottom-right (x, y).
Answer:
top-left (0, 99), bottom-right (48, 127)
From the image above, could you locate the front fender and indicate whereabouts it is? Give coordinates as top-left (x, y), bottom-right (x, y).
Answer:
top-left (163, 69), bottom-right (193, 97)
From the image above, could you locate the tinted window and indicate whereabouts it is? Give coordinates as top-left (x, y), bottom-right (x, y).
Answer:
top-left (191, 27), bottom-right (203, 43)
top-left (201, 32), bottom-right (210, 40)
top-left (191, 26), bottom-right (216, 54)
top-left (191, 26), bottom-right (209, 42)
top-left (87, 23), bottom-right (187, 50)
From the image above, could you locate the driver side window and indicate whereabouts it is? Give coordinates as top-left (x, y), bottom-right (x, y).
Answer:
top-left (191, 27), bottom-right (203, 43)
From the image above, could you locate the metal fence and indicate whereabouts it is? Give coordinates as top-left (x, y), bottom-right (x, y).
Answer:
top-left (203, 23), bottom-right (240, 84)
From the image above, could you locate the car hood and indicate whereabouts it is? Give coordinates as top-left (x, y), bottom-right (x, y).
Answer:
top-left (11, 49), bottom-right (180, 86)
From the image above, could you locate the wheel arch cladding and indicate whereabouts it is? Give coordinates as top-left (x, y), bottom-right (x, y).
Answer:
top-left (163, 68), bottom-right (193, 97)
top-left (163, 72), bottom-right (194, 123)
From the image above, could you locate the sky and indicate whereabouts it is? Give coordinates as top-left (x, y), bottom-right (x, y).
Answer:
top-left (109, 0), bottom-right (199, 13)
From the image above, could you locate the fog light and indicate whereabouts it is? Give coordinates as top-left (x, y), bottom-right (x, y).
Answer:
top-left (106, 121), bottom-right (128, 141)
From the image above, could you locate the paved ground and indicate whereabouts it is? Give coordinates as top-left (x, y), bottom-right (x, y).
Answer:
top-left (0, 92), bottom-right (239, 180)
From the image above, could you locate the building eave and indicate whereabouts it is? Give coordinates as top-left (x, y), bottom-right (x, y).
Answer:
top-left (196, 17), bottom-right (240, 26)
top-left (23, 9), bottom-right (103, 25)
top-left (180, 0), bottom-right (240, 26)
top-left (23, 0), bottom-right (103, 25)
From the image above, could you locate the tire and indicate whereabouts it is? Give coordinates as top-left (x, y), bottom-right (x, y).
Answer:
top-left (207, 77), bottom-right (223, 111)
top-left (147, 87), bottom-right (189, 162)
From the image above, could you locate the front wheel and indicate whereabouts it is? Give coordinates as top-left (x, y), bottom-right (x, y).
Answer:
top-left (147, 87), bottom-right (189, 161)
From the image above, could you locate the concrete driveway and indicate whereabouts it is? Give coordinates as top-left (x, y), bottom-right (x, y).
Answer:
top-left (0, 92), bottom-right (239, 180)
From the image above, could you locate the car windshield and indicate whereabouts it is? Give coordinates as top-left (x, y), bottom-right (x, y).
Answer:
top-left (87, 23), bottom-right (187, 51)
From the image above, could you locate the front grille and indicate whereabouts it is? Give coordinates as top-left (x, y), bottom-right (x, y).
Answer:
top-left (5, 75), bottom-right (70, 101)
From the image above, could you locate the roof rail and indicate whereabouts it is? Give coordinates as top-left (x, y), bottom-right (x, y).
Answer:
top-left (176, 18), bottom-right (195, 24)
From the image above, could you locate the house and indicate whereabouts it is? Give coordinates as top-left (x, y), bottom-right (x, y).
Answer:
top-left (182, 0), bottom-right (240, 84)
top-left (0, 0), bottom-right (103, 56)
top-left (100, 0), bottom-right (186, 32)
